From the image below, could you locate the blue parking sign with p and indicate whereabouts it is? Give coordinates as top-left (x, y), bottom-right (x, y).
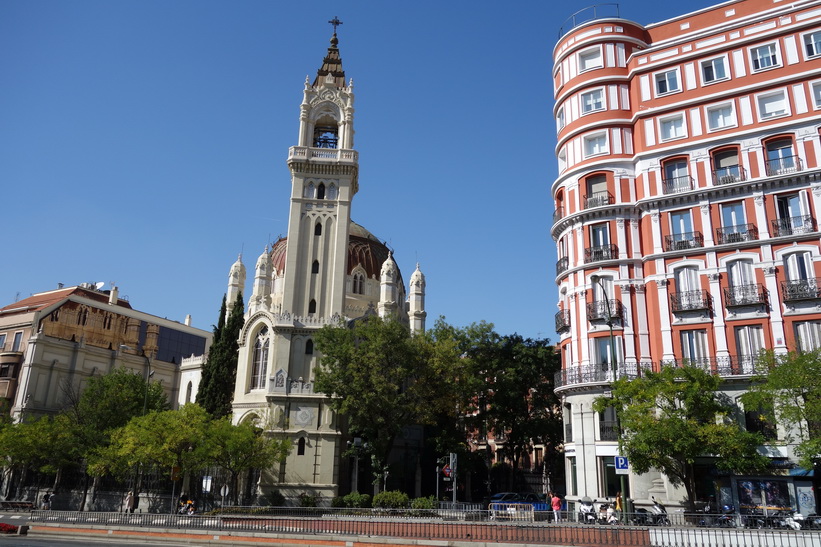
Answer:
top-left (615, 456), bottom-right (629, 474)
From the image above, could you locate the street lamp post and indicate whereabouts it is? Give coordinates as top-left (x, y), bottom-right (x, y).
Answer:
top-left (590, 275), bottom-right (629, 523)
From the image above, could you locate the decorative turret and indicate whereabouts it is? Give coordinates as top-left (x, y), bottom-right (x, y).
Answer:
top-left (227, 254), bottom-right (246, 318)
top-left (378, 252), bottom-right (399, 319)
top-left (249, 246), bottom-right (272, 314)
top-left (408, 263), bottom-right (426, 334)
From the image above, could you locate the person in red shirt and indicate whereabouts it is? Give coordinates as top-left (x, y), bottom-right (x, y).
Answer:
top-left (551, 492), bottom-right (562, 522)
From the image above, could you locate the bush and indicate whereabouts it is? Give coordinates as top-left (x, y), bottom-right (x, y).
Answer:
top-left (372, 490), bottom-right (409, 509)
top-left (0, 523), bottom-right (17, 534)
top-left (410, 496), bottom-right (437, 510)
top-left (343, 491), bottom-right (371, 508)
top-left (298, 492), bottom-right (320, 507)
top-left (331, 496), bottom-right (345, 508)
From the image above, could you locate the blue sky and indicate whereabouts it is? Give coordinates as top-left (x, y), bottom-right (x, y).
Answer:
top-left (1, 0), bottom-right (717, 340)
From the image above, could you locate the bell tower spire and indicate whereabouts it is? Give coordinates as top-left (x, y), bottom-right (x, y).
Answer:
top-left (281, 24), bottom-right (358, 319)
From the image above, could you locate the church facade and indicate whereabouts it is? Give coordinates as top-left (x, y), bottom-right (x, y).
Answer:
top-left (225, 29), bottom-right (426, 502)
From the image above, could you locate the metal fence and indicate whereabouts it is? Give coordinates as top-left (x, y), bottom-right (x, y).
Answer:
top-left (27, 508), bottom-right (821, 547)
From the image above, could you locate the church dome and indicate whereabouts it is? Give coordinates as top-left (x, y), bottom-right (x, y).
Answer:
top-left (269, 221), bottom-right (400, 281)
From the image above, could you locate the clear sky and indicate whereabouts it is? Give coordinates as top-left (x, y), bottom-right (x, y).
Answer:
top-left (1, 0), bottom-right (718, 340)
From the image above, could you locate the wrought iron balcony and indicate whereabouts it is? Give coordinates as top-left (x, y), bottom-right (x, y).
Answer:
top-left (555, 310), bottom-right (571, 333)
top-left (661, 356), bottom-right (758, 376)
top-left (715, 224), bottom-right (758, 244)
top-left (664, 231), bottom-right (704, 252)
top-left (662, 175), bottom-right (694, 195)
top-left (584, 191), bottom-right (613, 209)
top-left (771, 214), bottom-right (816, 237)
top-left (586, 299), bottom-right (623, 322)
top-left (556, 257), bottom-right (569, 276)
top-left (712, 165), bottom-right (747, 185)
top-left (670, 289), bottom-right (710, 312)
top-left (584, 244), bottom-right (618, 263)
top-left (554, 361), bottom-right (652, 389)
top-left (765, 155), bottom-right (803, 176)
top-left (724, 284), bottom-right (767, 307)
top-left (599, 420), bottom-right (618, 441)
top-left (553, 207), bottom-right (565, 224)
top-left (781, 277), bottom-right (821, 301)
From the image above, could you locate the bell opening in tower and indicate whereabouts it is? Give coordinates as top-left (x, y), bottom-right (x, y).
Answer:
top-left (313, 126), bottom-right (338, 148)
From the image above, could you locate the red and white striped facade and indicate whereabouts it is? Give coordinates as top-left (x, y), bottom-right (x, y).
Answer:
top-left (552, 0), bottom-right (821, 513)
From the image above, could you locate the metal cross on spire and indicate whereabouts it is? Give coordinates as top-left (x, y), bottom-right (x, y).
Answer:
top-left (328, 16), bottom-right (343, 33)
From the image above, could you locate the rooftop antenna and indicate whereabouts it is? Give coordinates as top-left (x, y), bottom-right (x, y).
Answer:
top-left (95, 281), bottom-right (105, 290)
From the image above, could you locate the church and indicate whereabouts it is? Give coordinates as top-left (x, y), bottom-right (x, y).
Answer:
top-left (223, 24), bottom-right (427, 502)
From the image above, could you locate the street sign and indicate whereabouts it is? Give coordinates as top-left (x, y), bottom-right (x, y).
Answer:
top-left (615, 456), bottom-right (629, 475)
top-left (220, 484), bottom-right (229, 497)
top-left (442, 465), bottom-right (452, 477)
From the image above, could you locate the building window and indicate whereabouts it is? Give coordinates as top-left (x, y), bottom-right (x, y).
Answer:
top-left (312, 260), bottom-right (320, 274)
top-left (804, 30), bottom-right (821, 58)
top-left (317, 183), bottom-right (326, 200)
top-left (185, 382), bottom-right (193, 404)
top-left (581, 89), bottom-right (605, 114)
top-left (721, 203), bottom-right (748, 243)
top-left (757, 90), bottom-right (788, 120)
top-left (766, 139), bottom-right (799, 176)
top-left (735, 325), bottom-right (764, 373)
top-left (568, 456), bottom-right (578, 496)
top-left (11, 332), bottom-right (22, 352)
top-left (251, 327), bottom-right (269, 390)
top-left (659, 114), bottom-right (686, 141)
top-left (655, 69), bottom-right (680, 95)
top-left (0, 364), bottom-right (11, 378)
top-left (795, 321), bottom-right (821, 352)
top-left (590, 335), bottom-right (623, 372)
top-left (701, 56), bottom-right (728, 83)
top-left (785, 251), bottom-right (813, 282)
top-left (598, 456), bottom-right (620, 497)
top-left (578, 47), bottom-right (603, 72)
top-left (750, 43), bottom-right (780, 71)
top-left (712, 148), bottom-right (743, 184)
top-left (308, 299), bottom-right (317, 314)
top-left (662, 158), bottom-right (691, 194)
top-left (583, 132), bottom-right (608, 158)
top-left (556, 107), bottom-right (565, 132)
top-left (297, 437), bottom-right (306, 456)
top-left (726, 259), bottom-right (760, 304)
top-left (669, 210), bottom-right (694, 249)
top-left (305, 339), bottom-right (313, 355)
top-left (681, 330), bottom-right (709, 364)
top-left (558, 148), bottom-right (567, 171)
top-left (352, 272), bottom-right (365, 294)
top-left (585, 174), bottom-right (610, 208)
top-left (314, 223), bottom-right (322, 236)
top-left (812, 82), bottom-right (821, 109)
top-left (706, 103), bottom-right (735, 131)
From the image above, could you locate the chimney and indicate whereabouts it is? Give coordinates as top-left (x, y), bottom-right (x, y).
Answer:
top-left (109, 285), bottom-right (119, 305)
top-left (185, 314), bottom-right (192, 326)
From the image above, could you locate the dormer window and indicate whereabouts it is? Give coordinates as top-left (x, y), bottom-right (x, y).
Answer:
top-left (313, 126), bottom-right (338, 148)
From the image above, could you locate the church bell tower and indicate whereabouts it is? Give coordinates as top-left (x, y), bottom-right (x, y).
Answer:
top-left (280, 20), bottom-right (358, 319)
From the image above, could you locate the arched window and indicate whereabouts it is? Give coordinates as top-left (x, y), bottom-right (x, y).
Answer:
top-left (662, 157), bottom-right (691, 194)
top-left (317, 183), bottom-right (326, 200)
top-left (584, 173), bottom-right (610, 209)
top-left (77, 308), bottom-right (88, 326)
top-left (314, 223), bottom-right (322, 236)
top-left (297, 437), bottom-right (306, 455)
top-left (185, 382), bottom-right (193, 404)
top-left (327, 184), bottom-right (338, 200)
top-left (251, 327), bottom-right (269, 390)
top-left (304, 182), bottom-right (315, 198)
top-left (352, 273), bottom-right (365, 294)
top-left (312, 260), bottom-right (320, 274)
top-left (305, 340), bottom-right (313, 355)
top-left (308, 300), bottom-right (317, 314)
top-left (711, 147), bottom-right (744, 184)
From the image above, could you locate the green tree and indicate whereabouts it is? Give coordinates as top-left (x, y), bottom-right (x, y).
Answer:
top-left (197, 293), bottom-right (245, 417)
top-left (315, 315), bottom-right (458, 491)
top-left (206, 418), bottom-right (291, 504)
top-left (594, 365), bottom-right (769, 510)
top-left (743, 349), bottom-right (821, 470)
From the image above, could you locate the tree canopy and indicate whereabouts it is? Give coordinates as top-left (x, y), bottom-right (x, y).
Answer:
top-left (743, 349), bottom-right (821, 470)
top-left (594, 365), bottom-right (769, 509)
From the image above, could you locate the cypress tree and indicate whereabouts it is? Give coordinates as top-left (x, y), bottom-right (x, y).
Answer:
top-left (197, 293), bottom-right (244, 417)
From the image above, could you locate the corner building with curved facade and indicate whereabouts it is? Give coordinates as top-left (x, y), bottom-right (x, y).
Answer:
top-left (552, 0), bottom-right (821, 515)
top-left (224, 32), bottom-right (426, 502)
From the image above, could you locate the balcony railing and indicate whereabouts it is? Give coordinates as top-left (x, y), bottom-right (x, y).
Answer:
top-left (662, 175), bottom-right (694, 195)
top-left (715, 224), bottom-right (758, 244)
top-left (724, 284), bottom-right (767, 307)
top-left (554, 361), bottom-right (653, 389)
top-left (584, 244), bottom-right (618, 263)
top-left (664, 231), bottom-right (704, 252)
top-left (288, 146), bottom-right (358, 163)
top-left (586, 299), bottom-right (623, 322)
top-left (555, 310), bottom-right (571, 333)
top-left (661, 356), bottom-right (758, 376)
top-left (771, 214), bottom-right (816, 237)
top-left (765, 155), bottom-right (803, 176)
top-left (556, 257), bottom-right (569, 276)
top-left (781, 277), bottom-right (821, 301)
top-left (599, 420), bottom-right (618, 441)
top-left (584, 191), bottom-right (613, 209)
top-left (670, 289), bottom-right (710, 312)
top-left (553, 207), bottom-right (565, 224)
top-left (712, 165), bottom-right (747, 185)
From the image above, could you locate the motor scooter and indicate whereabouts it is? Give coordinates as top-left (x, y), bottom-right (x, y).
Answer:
top-left (805, 513), bottom-right (821, 529)
top-left (578, 497), bottom-right (597, 524)
top-left (715, 504), bottom-right (736, 527)
top-left (649, 496), bottom-right (670, 526)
